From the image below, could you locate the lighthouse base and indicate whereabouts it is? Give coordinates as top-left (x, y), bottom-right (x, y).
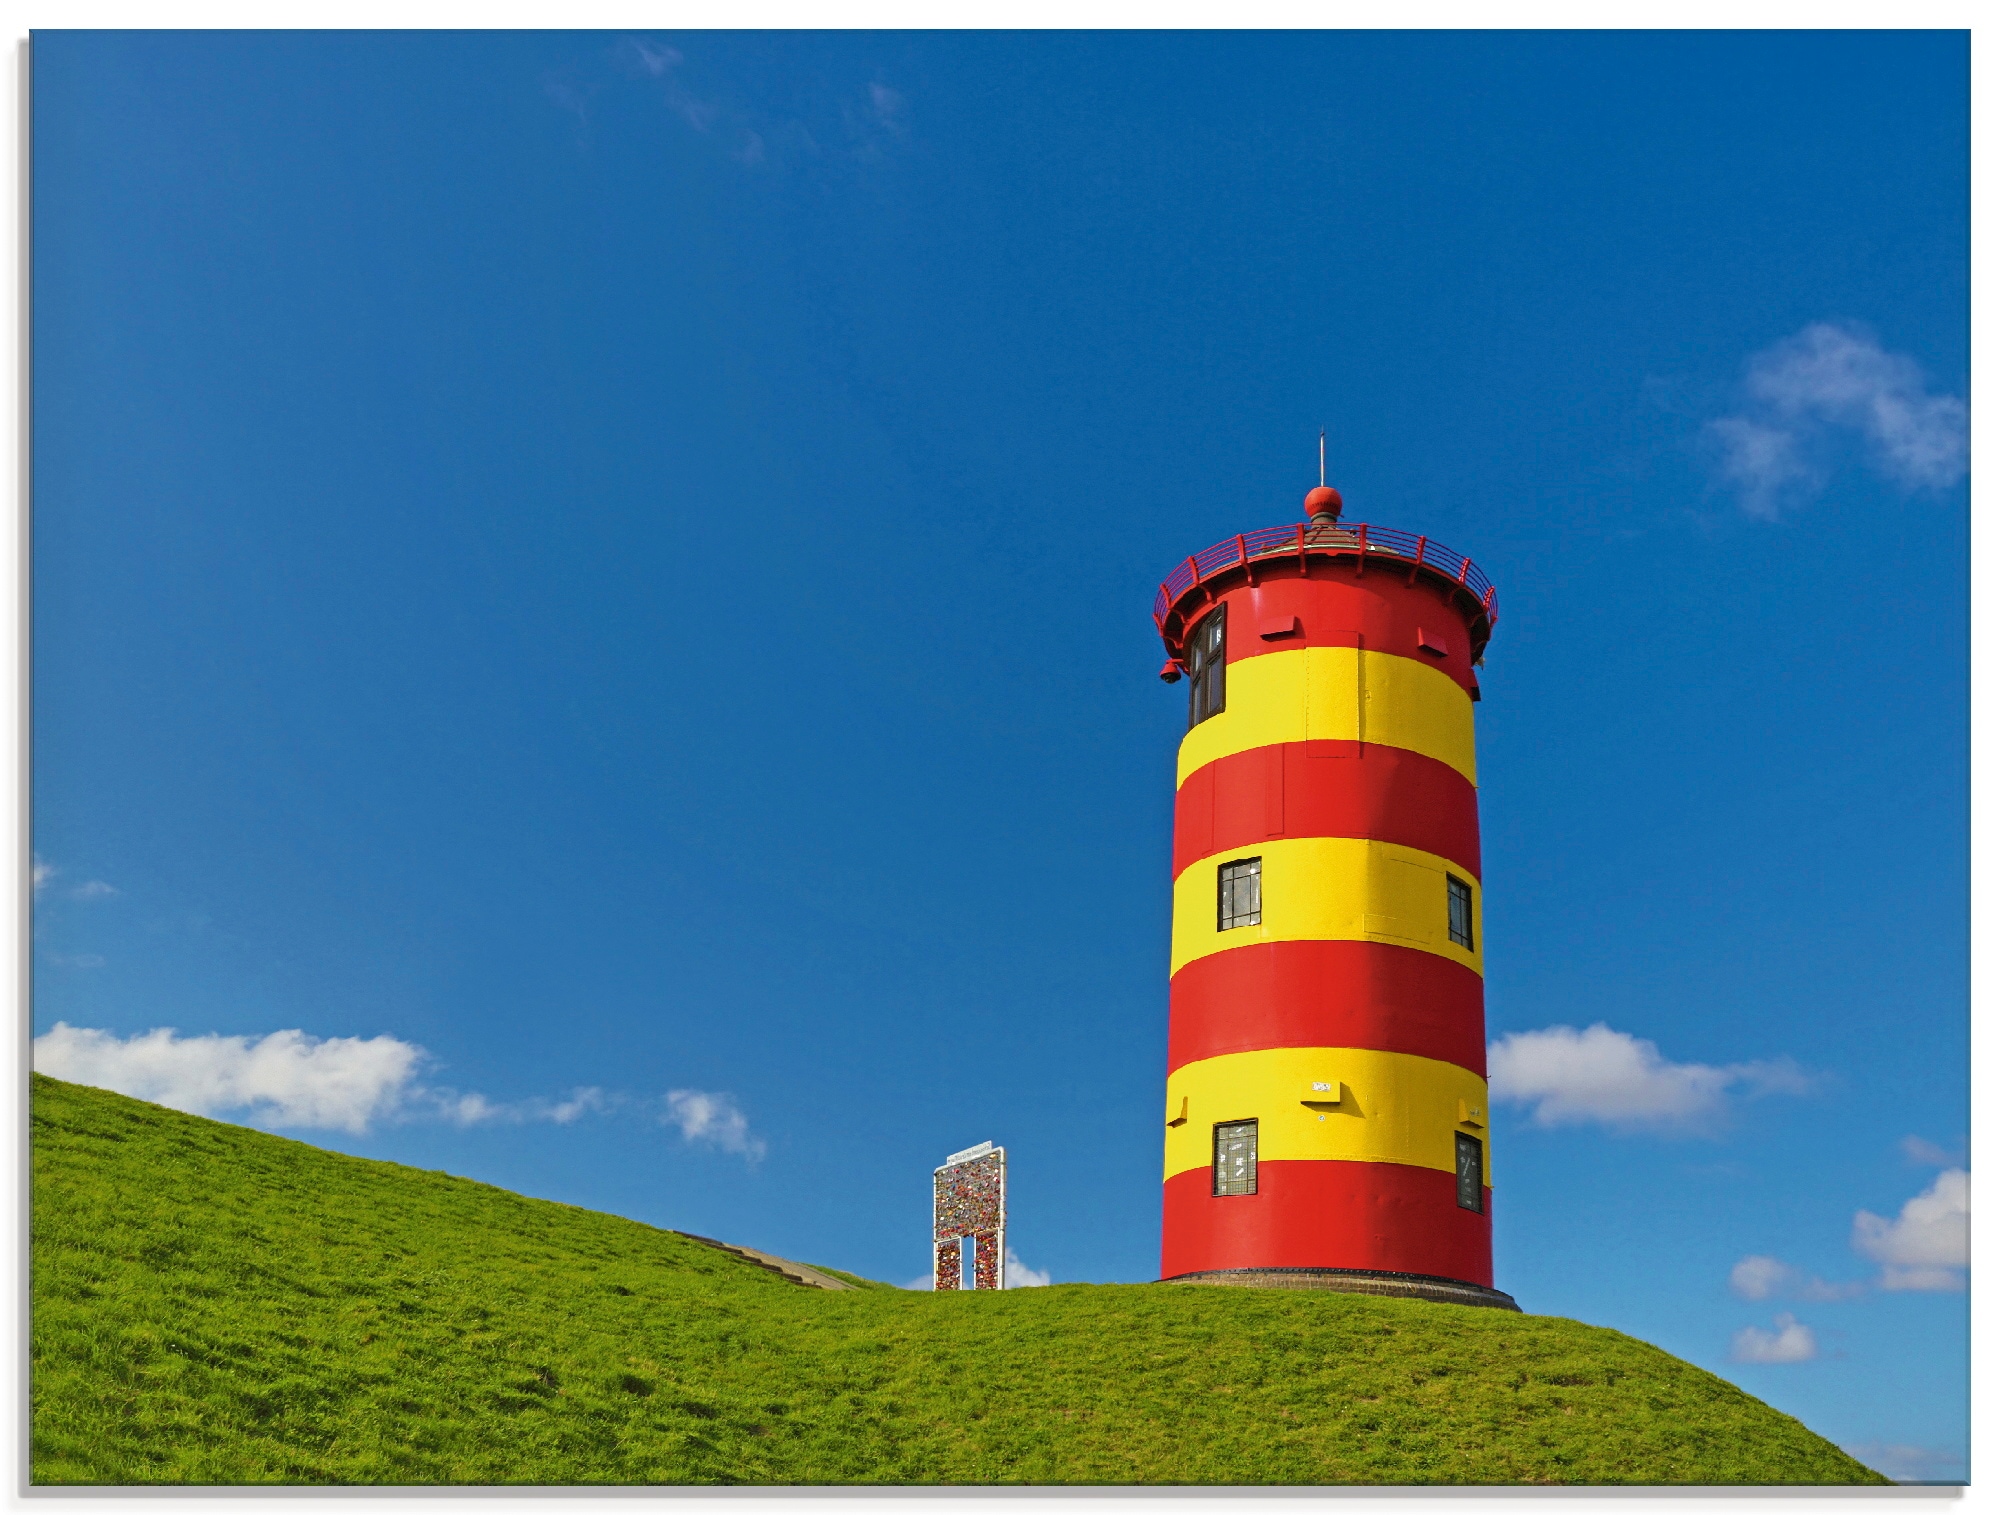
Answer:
top-left (1162, 1266), bottom-right (1520, 1311)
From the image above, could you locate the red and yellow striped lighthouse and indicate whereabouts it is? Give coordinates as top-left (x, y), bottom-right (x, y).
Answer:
top-left (1153, 482), bottom-right (1517, 1310)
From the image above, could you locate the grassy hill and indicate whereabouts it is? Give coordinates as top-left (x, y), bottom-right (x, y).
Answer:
top-left (30, 1074), bottom-right (1885, 1487)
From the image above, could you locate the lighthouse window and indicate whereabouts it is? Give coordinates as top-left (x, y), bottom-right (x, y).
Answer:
top-left (1213, 1120), bottom-right (1258, 1197)
top-left (1217, 857), bottom-right (1262, 931)
top-left (1446, 875), bottom-right (1474, 950)
top-left (1455, 1132), bottom-right (1484, 1212)
top-left (1186, 606), bottom-right (1227, 729)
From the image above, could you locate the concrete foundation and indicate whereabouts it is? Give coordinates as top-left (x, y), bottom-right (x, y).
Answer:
top-left (1162, 1265), bottom-right (1520, 1311)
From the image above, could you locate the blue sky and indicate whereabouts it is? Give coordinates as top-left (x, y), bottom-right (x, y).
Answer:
top-left (31, 30), bottom-right (1967, 1482)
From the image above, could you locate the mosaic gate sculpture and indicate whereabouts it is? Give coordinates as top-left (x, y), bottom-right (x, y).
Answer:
top-left (933, 1142), bottom-right (1005, 1290)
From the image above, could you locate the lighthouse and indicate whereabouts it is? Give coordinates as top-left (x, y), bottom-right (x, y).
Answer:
top-left (1152, 479), bottom-right (1517, 1310)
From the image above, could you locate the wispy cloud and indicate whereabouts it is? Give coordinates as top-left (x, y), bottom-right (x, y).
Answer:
top-left (868, 82), bottom-right (905, 131)
top-left (627, 39), bottom-right (681, 77)
top-left (429, 1085), bottom-right (621, 1128)
top-left (1852, 1169), bottom-right (1968, 1292)
top-left (1487, 1023), bottom-right (1814, 1135)
top-left (46, 953), bottom-right (107, 970)
top-left (549, 40), bottom-right (907, 176)
top-left (1899, 1135), bottom-right (1964, 1168)
top-left (1707, 322), bottom-right (1968, 518)
top-left (613, 37), bottom-right (719, 134)
top-left (1728, 1254), bottom-right (1864, 1303)
top-left (1730, 1312), bottom-right (1817, 1364)
top-left (663, 1088), bottom-right (766, 1161)
top-left (32, 858), bottom-right (121, 902)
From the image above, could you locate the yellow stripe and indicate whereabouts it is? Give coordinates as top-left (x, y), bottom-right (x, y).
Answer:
top-left (1171, 836), bottom-right (1481, 978)
top-left (1175, 647), bottom-right (1476, 788)
top-left (1163, 1046), bottom-right (1491, 1184)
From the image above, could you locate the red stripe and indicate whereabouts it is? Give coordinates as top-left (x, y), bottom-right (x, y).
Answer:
top-left (1168, 939), bottom-right (1486, 1075)
top-left (1161, 1159), bottom-right (1492, 1286)
top-left (1209, 575), bottom-right (1479, 695)
top-left (1174, 741), bottom-right (1480, 879)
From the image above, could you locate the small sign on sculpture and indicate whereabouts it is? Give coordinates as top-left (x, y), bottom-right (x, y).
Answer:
top-left (934, 1142), bottom-right (1005, 1291)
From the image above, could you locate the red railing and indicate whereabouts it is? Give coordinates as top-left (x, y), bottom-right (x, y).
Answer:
top-left (1152, 521), bottom-right (1497, 638)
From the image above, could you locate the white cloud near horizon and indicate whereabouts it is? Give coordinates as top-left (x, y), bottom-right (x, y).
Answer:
top-left (902, 1246), bottom-right (1052, 1290)
top-left (663, 1088), bottom-right (766, 1161)
top-left (1708, 322), bottom-right (1968, 517)
top-left (1730, 1312), bottom-right (1817, 1364)
top-left (1486, 1023), bottom-right (1813, 1134)
top-left (1852, 1169), bottom-right (1968, 1292)
top-left (1005, 1248), bottom-right (1052, 1288)
top-left (34, 1022), bottom-right (424, 1134)
top-left (1842, 1442), bottom-right (1968, 1484)
top-left (1727, 1254), bottom-right (1864, 1303)
top-left (33, 1023), bottom-right (687, 1146)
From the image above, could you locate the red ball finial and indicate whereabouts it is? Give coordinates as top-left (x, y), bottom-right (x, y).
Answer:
top-left (1303, 485), bottom-right (1343, 520)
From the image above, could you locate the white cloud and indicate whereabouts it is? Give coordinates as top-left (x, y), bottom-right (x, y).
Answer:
top-left (1853, 1169), bottom-right (1968, 1291)
top-left (34, 1022), bottom-right (424, 1135)
top-left (1728, 1254), bottom-right (1792, 1301)
top-left (1486, 1023), bottom-right (1813, 1134)
top-left (1728, 1254), bottom-right (1863, 1303)
top-left (1730, 1312), bottom-right (1817, 1364)
top-left (35, 1023), bottom-right (635, 1138)
top-left (69, 880), bottom-right (119, 901)
top-left (1708, 322), bottom-right (1968, 517)
top-left (1842, 1442), bottom-right (1967, 1484)
top-left (1899, 1135), bottom-right (1962, 1168)
top-left (663, 1088), bottom-right (766, 1161)
top-left (1005, 1248), bottom-right (1051, 1288)
top-left (32, 857), bottom-right (54, 893)
top-left (47, 953), bottom-right (107, 970)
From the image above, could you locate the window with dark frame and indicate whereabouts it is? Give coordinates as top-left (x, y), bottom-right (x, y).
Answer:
top-left (1213, 1119), bottom-right (1258, 1196)
top-left (1218, 857), bottom-right (1262, 931)
top-left (1455, 1132), bottom-right (1484, 1212)
top-left (1447, 875), bottom-right (1474, 950)
top-left (1186, 606), bottom-right (1227, 729)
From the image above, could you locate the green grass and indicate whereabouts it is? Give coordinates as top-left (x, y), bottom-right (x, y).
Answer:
top-left (30, 1074), bottom-right (1885, 1486)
